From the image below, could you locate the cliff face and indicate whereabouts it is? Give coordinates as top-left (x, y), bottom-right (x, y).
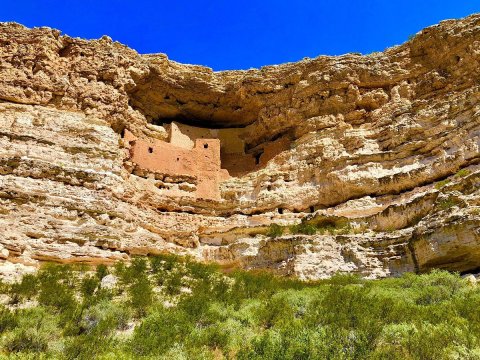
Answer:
top-left (0, 15), bottom-right (479, 279)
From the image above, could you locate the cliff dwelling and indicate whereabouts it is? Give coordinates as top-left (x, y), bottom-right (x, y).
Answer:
top-left (124, 121), bottom-right (290, 200)
top-left (1, 15), bottom-right (480, 284)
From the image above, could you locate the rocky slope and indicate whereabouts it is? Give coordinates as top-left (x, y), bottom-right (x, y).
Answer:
top-left (0, 15), bottom-right (479, 279)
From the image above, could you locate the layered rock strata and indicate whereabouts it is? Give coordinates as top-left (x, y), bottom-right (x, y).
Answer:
top-left (0, 15), bottom-right (479, 278)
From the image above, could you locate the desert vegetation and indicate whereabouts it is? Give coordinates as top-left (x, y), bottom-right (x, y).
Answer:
top-left (0, 256), bottom-right (480, 359)
top-left (266, 218), bottom-right (354, 238)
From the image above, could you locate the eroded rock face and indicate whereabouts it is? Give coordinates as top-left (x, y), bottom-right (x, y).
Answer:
top-left (0, 15), bottom-right (479, 278)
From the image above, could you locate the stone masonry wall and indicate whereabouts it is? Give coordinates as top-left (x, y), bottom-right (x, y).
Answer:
top-left (124, 130), bottom-right (229, 199)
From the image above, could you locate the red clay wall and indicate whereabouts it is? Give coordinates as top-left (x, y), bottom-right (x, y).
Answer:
top-left (260, 136), bottom-right (291, 166)
top-left (221, 153), bottom-right (257, 176)
top-left (221, 136), bottom-right (291, 176)
top-left (124, 129), bottom-right (291, 196)
top-left (124, 130), bottom-right (228, 199)
top-left (168, 122), bottom-right (246, 154)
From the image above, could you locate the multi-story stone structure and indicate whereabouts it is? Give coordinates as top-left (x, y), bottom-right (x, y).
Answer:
top-left (124, 121), bottom-right (290, 199)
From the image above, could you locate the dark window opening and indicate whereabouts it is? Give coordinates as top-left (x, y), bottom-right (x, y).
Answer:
top-left (455, 55), bottom-right (461, 63)
top-left (204, 143), bottom-right (209, 149)
top-left (309, 206), bottom-right (315, 213)
top-left (148, 147), bottom-right (153, 154)
top-left (255, 152), bottom-right (263, 165)
top-left (176, 157), bottom-right (180, 161)
top-left (278, 208), bottom-right (284, 214)
top-left (120, 128), bottom-right (126, 139)
top-left (267, 185), bottom-right (272, 191)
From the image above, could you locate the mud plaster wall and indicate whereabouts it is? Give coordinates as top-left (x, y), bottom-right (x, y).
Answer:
top-left (124, 130), bottom-right (229, 199)
top-left (222, 136), bottom-right (291, 176)
top-left (167, 122), bottom-right (245, 154)
top-left (124, 119), bottom-right (291, 195)
top-left (165, 122), bottom-right (291, 176)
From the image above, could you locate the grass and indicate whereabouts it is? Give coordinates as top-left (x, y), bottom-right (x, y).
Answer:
top-left (435, 179), bottom-right (451, 190)
top-left (1, 258), bottom-right (480, 359)
top-left (438, 197), bottom-right (460, 210)
top-left (434, 169), bottom-right (472, 190)
top-left (289, 222), bottom-right (317, 235)
top-left (315, 219), bottom-right (353, 235)
top-left (455, 168), bottom-right (471, 178)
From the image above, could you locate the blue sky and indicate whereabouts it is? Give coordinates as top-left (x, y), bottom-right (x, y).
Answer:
top-left (2, 1), bottom-right (479, 70)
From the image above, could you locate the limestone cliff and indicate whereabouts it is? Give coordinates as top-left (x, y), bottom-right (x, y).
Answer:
top-left (0, 15), bottom-right (479, 279)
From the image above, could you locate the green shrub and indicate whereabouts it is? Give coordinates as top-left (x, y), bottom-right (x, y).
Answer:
top-left (315, 224), bottom-right (337, 234)
top-left (313, 219), bottom-right (353, 235)
top-left (37, 264), bottom-right (77, 312)
top-left (257, 289), bottom-right (312, 328)
top-left (130, 257), bottom-right (148, 274)
top-left (80, 275), bottom-right (100, 298)
top-left (266, 223), bottom-right (284, 238)
top-left (96, 264), bottom-right (109, 280)
top-left (455, 168), bottom-right (471, 178)
top-left (149, 254), bottom-right (183, 288)
top-left (435, 179), bottom-right (451, 190)
top-left (190, 318), bottom-right (245, 353)
top-left (289, 222), bottom-right (317, 235)
top-left (113, 261), bottom-right (128, 288)
top-left (3, 257), bottom-right (480, 359)
top-left (116, 257), bottom-right (148, 285)
top-left (116, 258), bottom-right (154, 316)
top-left (164, 270), bottom-right (184, 296)
top-left (131, 308), bottom-right (193, 356)
top-left (438, 197), bottom-right (460, 210)
top-left (8, 273), bottom-right (38, 303)
top-left (81, 300), bottom-right (132, 334)
top-left (150, 253), bottom-right (180, 273)
top-left (64, 301), bottom-right (131, 359)
top-left (128, 275), bottom-right (154, 316)
top-left (405, 322), bottom-right (473, 360)
top-left (185, 257), bottom-right (218, 281)
top-left (158, 343), bottom-right (215, 360)
top-left (0, 305), bottom-right (17, 333)
top-left (4, 308), bottom-right (60, 354)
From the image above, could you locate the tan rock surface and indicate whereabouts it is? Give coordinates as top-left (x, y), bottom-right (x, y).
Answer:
top-left (0, 15), bottom-right (479, 278)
